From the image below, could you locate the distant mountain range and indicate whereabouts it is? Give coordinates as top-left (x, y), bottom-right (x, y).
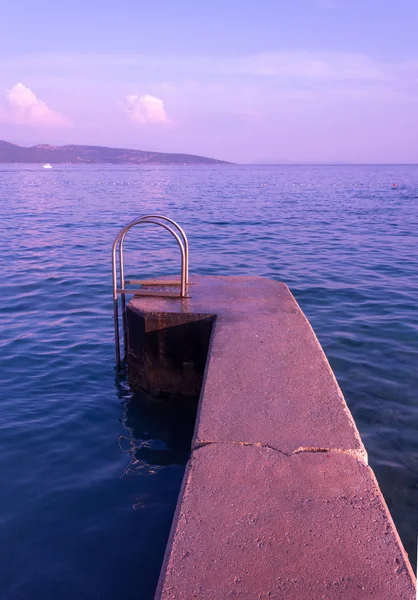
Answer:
top-left (0, 140), bottom-right (229, 165)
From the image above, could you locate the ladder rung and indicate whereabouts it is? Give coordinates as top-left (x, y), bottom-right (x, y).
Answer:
top-left (117, 289), bottom-right (183, 298)
top-left (125, 279), bottom-right (181, 286)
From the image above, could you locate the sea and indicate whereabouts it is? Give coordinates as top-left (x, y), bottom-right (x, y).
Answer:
top-left (1, 164), bottom-right (417, 599)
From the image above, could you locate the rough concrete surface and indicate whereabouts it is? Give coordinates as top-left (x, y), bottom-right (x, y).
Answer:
top-left (127, 276), bottom-right (416, 599)
top-left (156, 444), bottom-right (416, 600)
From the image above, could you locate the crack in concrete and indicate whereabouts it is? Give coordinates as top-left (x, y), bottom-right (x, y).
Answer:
top-left (193, 439), bottom-right (368, 465)
top-left (194, 439), bottom-right (288, 456)
top-left (291, 446), bottom-right (368, 464)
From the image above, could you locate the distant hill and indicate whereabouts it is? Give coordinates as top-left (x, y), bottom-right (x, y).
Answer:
top-left (0, 140), bottom-right (230, 165)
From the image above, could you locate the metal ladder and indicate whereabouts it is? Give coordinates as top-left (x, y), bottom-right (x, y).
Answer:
top-left (112, 215), bottom-right (190, 368)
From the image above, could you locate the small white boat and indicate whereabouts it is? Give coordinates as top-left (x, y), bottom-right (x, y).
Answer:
top-left (43, 163), bottom-right (52, 169)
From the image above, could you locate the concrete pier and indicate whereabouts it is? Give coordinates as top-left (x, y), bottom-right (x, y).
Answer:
top-left (126, 276), bottom-right (416, 599)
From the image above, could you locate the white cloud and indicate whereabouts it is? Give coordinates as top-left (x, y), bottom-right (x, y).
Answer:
top-left (0, 82), bottom-right (70, 127)
top-left (122, 94), bottom-right (172, 125)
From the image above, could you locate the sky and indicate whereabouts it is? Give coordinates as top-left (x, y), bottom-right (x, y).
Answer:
top-left (1, 0), bottom-right (418, 163)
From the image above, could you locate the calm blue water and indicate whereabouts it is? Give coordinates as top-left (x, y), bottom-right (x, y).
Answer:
top-left (1, 164), bottom-right (417, 598)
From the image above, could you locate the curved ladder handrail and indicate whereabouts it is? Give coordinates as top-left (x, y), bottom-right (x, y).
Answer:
top-left (117, 216), bottom-right (188, 358)
top-left (112, 216), bottom-right (187, 295)
top-left (118, 215), bottom-right (189, 287)
top-left (112, 218), bottom-right (188, 368)
top-left (116, 218), bottom-right (187, 362)
top-left (118, 216), bottom-right (189, 342)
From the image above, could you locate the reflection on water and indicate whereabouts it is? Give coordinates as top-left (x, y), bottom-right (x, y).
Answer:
top-left (116, 374), bottom-right (197, 497)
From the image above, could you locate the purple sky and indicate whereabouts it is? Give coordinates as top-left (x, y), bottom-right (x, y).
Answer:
top-left (1, 1), bottom-right (418, 163)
